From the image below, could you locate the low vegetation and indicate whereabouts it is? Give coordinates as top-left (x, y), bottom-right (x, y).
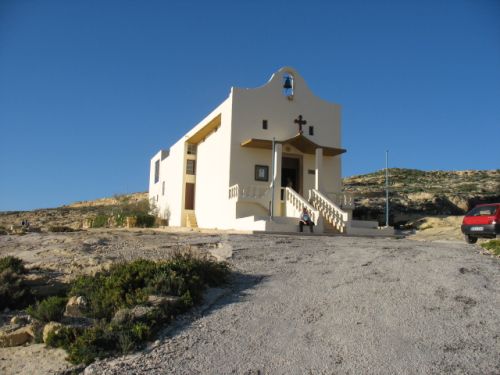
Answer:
top-left (26, 296), bottom-right (68, 323)
top-left (480, 239), bottom-right (500, 256)
top-left (40, 252), bottom-right (229, 364)
top-left (48, 226), bottom-right (76, 232)
top-left (0, 256), bottom-right (31, 310)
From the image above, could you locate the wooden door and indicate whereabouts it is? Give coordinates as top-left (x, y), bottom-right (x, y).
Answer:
top-left (185, 183), bottom-right (195, 210)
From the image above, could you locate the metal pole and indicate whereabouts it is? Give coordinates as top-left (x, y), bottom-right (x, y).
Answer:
top-left (270, 137), bottom-right (276, 219)
top-left (385, 150), bottom-right (389, 227)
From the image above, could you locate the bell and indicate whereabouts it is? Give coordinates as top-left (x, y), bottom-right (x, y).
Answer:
top-left (283, 76), bottom-right (292, 90)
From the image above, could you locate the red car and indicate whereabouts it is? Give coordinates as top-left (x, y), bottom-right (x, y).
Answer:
top-left (461, 203), bottom-right (500, 244)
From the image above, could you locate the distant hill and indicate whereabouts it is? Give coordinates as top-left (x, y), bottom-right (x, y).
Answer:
top-left (0, 192), bottom-right (148, 230)
top-left (343, 168), bottom-right (500, 225)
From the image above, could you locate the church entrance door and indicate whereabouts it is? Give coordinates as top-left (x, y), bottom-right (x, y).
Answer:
top-left (281, 156), bottom-right (301, 196)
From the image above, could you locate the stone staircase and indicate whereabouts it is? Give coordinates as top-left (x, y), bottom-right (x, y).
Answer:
top-left (185, 212), bottom-right (198, 228)
top-left (309, 189), bottom-right (349, 233)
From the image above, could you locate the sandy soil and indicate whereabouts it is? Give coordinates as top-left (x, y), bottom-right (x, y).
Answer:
top-left (1, 228), bottom-right (498, 374)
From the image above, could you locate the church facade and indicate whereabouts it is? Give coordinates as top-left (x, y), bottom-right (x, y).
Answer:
top-left (149, 67), bottom-right (384, 234)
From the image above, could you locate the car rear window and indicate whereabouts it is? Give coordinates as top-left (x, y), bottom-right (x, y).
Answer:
top-left (466, 205), bottom-right (498, 217)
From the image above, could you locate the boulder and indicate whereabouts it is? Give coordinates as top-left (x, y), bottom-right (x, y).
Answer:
top-left (43, 322), bottom-right (63, 343)
top-left (0, 326), bottom-right (34, 347)
top-left (65, 296), bottom-right (87, 318)
top-left (147, 295), bottom-right (181, 308)
top-left (10, 315), bottom-right (29, 325)
top-left (111, 305), bottom-right (156, 325)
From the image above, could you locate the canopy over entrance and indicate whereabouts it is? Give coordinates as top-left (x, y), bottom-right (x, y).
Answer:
top-left (240, 133), bottom-right (346, 156)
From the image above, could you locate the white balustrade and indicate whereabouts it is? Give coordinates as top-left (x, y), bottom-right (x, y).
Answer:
top-left (228, 184), bottom-right (270, 201)
top-left (325, 192), bottom-right (354, 209)
top-left (284, 187), bottom-right (319, 225)
top-left (309, 189), bottom-right (349, 232)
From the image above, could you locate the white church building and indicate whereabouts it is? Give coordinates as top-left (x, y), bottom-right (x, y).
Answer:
top-left (149, 67), bottom-right (387, 234)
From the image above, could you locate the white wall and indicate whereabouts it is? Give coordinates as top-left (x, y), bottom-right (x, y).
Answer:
top-left (229, 67), bottom-right (343, 202)
top-left (194, 98), bottom-right (233, 229)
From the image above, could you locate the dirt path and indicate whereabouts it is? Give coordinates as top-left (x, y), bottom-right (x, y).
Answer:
top-left (84, 234), bottom-right (499, 375)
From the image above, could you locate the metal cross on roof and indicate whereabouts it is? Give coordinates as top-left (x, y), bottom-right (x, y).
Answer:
top-left (294, 115), bottom-right (307, 134)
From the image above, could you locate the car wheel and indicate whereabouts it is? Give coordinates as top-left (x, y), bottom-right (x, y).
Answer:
top-left (465, 235), bottom-right (478, 244)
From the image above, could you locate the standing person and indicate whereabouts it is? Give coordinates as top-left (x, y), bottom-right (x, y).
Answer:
top-left (299, 207), bottom-right (314, 233)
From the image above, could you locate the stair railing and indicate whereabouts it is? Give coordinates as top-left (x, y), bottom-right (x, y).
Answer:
top-left (284, 187), bottom-right (320, 225)
top-left (309, 189), bottom-right (349, 232)
top-left (325, 192), bottom-right (354, 210)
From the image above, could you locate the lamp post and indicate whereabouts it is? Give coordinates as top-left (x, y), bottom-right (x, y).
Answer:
top-left (385, 150), bottom-right (389, 227)
top-left (270, 137), bottom-right (276, 220)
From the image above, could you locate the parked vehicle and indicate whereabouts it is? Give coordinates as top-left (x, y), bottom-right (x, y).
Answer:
top-left (461, 203), bottom-right (500, 244)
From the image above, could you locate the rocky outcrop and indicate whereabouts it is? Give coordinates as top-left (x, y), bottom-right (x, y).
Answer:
top-left (64, 296), bottom-right (87, 318)
top-left (43, 322), bottom-right (63, 343)
top-left (0, 325), bottom-right (34, 347)
top-left (344, 169), bottom-right (500, 226)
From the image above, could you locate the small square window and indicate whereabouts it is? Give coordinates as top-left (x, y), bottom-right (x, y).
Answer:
top-left (309, 126), bottom-right (314, 136)
top-left (308, 169), bottom-right (315, 175)
top-left (262, 120), bottom-right (268, 130)
top-left (187, 144), bottom-right (197, 155)
top-left (186, 159), bottom-right (196, 175)
top-left (254, 165), bottom-right (269, 181)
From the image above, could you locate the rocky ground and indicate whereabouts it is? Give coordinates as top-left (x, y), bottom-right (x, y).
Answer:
top-left (1, 228), bottom-right (498, 375)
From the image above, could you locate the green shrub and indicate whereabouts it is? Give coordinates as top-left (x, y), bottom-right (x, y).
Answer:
top-left (66, 324), bottom-right (116, 365)
top-left (0, 269), bottom-right (31, 309)
top-left (46, 326), bottom-right (81, 348)
top-left (481, 239), bottom-right (500, 256)
top-left (48, 226), bottom-right (75, 233)
top-left (135, 214), bottom-right (156, 228)
top-left (52, 254), bottom-right (230, 365)
top-left (91, 215), bottom-right (109, 228)
top-left (0, 256), bottom-right (31, 309)
top-left (0, 256), bottom-right (26, 274)
top-left (27, 296), bottom-right (68, 323)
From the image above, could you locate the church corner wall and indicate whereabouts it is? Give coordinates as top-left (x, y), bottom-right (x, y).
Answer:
top-left (194, 96), bottom-right (233, 229)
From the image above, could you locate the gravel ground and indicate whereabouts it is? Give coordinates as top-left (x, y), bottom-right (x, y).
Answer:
top-left (83, 234), bottom-right (500, 375)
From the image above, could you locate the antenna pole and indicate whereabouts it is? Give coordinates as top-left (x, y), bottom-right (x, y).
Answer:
top-left (385, 150), bottom-right (389, 227)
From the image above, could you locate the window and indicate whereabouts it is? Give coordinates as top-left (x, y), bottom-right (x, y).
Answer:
top-left (187, 144), bottom-right (197, 155)
top-left (309, 126), bottom-right (314, 136)
top-left (467, 205), bottom-right (498, 216)
top-left (255, 165), bottom-right (269, 181)
top-left (154, 160), bottom-right (160, 183)
top-left (162, 181), bottom-right (165, 196)
top-left (262, 120), bottom-right (268, 130)
top-left (186, 159), bottom-right (196, 175)
top-left (308, 169), bottom-right (315, 175)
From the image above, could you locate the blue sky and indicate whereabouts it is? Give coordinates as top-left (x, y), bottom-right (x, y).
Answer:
top-left (1, 0), bottom-right (499, 211)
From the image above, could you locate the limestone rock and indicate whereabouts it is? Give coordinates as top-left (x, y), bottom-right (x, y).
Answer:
top-left (0, 326), bottom-right (34, 347)
top-left (10, 315), bottom-right (29, 325)
top-left (147, 295), bottom-right (181, 308)
top-left (43, 322), bottom-right (63, 343)
top-left (111, 305), bottom-right (156, 325)
top-left (65, 296), bottom-right (87, 318)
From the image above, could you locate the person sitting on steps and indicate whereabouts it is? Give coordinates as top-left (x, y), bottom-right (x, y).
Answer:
top-left (299, 207), bottom-right (314, 233)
